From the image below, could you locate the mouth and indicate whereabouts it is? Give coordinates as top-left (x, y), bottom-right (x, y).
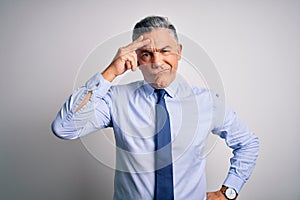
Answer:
top-left (156, 68), bottom-right (170, 74)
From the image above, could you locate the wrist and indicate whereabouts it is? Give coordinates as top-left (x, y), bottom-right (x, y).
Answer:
top-left (220, 185), bottom-right (238, 200)
top-left (101, 67), bottom-right (117, 82)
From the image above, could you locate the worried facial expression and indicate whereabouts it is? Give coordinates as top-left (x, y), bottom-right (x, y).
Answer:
top-left (136, 29), bottom-right (182, 88)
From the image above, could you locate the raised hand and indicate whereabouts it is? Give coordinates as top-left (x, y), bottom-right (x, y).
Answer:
top-left (102, 35), bottom-right (150, 82)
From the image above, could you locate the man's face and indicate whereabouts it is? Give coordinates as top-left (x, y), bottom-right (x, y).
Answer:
top-left (136, 29), bottom-right (182, 88)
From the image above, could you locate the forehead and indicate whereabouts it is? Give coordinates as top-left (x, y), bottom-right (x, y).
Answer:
top-left (141, 28), bottom-right (177, 49)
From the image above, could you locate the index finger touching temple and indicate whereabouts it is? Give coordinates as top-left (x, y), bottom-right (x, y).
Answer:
top-left (130, 36), bottom-right (151, 51)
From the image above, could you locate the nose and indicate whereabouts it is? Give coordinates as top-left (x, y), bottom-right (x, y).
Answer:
top-left (152, 52), bottom-right (163, 68)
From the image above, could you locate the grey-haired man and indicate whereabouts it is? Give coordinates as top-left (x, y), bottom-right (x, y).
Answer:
top-left (52, 16), bottom-right (259, 200)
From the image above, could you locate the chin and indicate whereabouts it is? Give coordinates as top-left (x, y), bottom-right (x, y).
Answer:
top-left (145, 76), bottom-right (174, 89)
top-left (153, 81), bottom-right (170, 89)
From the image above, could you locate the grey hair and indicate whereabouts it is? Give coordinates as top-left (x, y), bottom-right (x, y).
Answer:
top-left (132, 16), bottom-right (178, 43)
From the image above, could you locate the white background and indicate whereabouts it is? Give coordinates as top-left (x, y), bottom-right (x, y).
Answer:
top-left (0, 0), bottom-right (299, 199)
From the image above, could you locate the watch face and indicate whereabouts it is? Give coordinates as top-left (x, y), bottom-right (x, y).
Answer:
top-left (225, 188), bottom-right (237, 199)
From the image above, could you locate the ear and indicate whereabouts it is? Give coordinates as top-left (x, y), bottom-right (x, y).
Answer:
top-left (177, 44), bottom-right (183, 60)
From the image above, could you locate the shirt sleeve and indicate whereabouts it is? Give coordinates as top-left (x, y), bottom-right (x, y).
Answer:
top-left (51, 72), bottom-right (113, 140)
top-left (211, 94), bottom-right (259, 193)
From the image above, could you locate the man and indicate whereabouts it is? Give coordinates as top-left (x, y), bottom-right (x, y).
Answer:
top-left (52, 16), bottom-right (259, 200)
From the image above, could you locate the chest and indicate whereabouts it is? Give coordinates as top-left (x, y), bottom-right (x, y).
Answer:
top-left (111, 93), bottom-right (214, 156)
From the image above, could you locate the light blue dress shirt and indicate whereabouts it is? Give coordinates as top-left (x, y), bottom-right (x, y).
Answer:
top-left (52, 73), bottom-right (259, 200)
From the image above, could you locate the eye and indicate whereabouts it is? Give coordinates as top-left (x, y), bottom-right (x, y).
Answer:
top-left (142, 52), bottom-right (150, 57)
top-left (140, 51), bottom-right (152, 62)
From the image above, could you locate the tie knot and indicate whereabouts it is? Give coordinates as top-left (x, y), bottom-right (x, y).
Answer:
top-left (155, 89), bottom-right (166, 101)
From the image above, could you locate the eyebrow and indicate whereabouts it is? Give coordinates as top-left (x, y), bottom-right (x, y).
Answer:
top-left (138, 45), bottom-right (173, 52)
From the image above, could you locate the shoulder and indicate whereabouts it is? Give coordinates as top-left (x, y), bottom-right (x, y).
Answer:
top-left (180, 83), bottom-right (219, 99)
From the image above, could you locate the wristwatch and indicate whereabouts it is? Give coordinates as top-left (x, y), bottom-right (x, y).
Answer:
top-left (220, 185), bottom-right (238, 200)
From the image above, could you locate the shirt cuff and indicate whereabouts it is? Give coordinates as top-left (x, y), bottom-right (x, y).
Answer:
top-left (85, 72), bottom-right (112, 98)
top-left (223, 173), bottom-right (245, 194)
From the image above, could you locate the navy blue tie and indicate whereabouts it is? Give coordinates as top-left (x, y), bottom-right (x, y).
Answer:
top-left (154, 89), bottom-right (174, 200)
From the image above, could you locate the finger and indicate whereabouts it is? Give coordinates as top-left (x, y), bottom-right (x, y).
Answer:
top-left (129, 52), bottom-right (138, 70)
top-left (129, 60), bottom-right (138, 71)
top-left (132, 38), bottom-right (151, 50)
top-left (131, 60), bottom-right (138, 71)
top-left (123, 36), bottom-right (142, 49)
top-left (116, 40), bottom-right (149, 60)
top-left (135, 35), bottom-right (144, 42)
top-left (124, 52), bottom-right (138, 71)
top-left (125, 60), bottom-right (132, 70)
top-left (129, 35), bottom-right (144, 46)
top-left (125, 37), bottom-right (151, 51)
